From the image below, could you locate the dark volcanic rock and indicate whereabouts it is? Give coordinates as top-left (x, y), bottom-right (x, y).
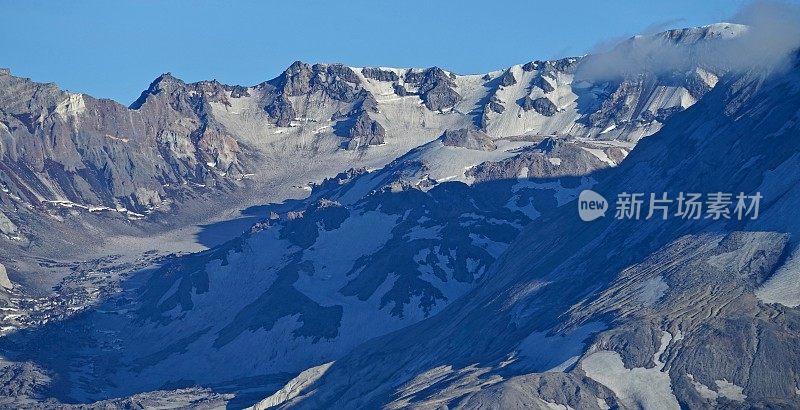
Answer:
top-left (273, 61), bottom-right (361, 101)
top-left (423, 83), bottom-right (462, 111)
top-left (440, 128), bottom-right (496, 151)
top-left (585, 75), bottom-right (650, 128)
top-left (346, 111), bottom-right (386, 150)
top-left (479, 95), bottom-right (506, 130)
top-left (226, 85), bottom-right (250, 98)
top-left (362, 67), bottom-right (400, 82)
top-left (522, 96), bottom-right (558, 116)
top-left (500, 70), bottom-right (517, 87)
top-left (488, 95), bottom-right (505, 114)
top-left (468, 138), bottom-right (608, 182)
top-left (264, 94), bottom-right (296, 127)
top-left (522, 61), bottom-right (539, 72)
top-left (357, 89), bottom-right (380, 113)
top-left (523, 58), bottom-right (580, 75)
top-left (404, 68), bottom-right (463, 111)
top-left (333, 90), bottom-right (386, 150)
top-left (280, 199), bottom-right (351, 248)
top-left (534, 137), bottom-right (558, 153)
top-left (277, 61), bottom-right (313, 95)
top-left (393, 83), bottom-right (409, 96)
top-left (532, 75), bottom-right (555, 93)
top-left (263, 62), bottom-right (368, 127)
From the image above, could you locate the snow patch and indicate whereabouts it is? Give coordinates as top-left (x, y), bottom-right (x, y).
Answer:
top-left (637, 275), bottom-right (668, 305)
top-left (756, 245), bottom-right (800, 307)
top-left (581, 147), bottom-right (616, 166)
top-left (248, 362), bottom-right (333, 409)
top-left (687, 373), bottom-right (718, 401)
top-left (582, 331), bottom-right (680, 409)
top-left (715, 379), bottom-right (746, 402)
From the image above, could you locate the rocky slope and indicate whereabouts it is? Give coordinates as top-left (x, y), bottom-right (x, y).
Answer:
top-left (0, 22), bottom-right (789, 408)
top-left (0, 125), bottom-right (622, 404)
top-left (0, 24), bottom-right (740, 245)
top-left (0, 24), bottom-right (738, 339)
top-left (254, 52), bottom-right (800, 409)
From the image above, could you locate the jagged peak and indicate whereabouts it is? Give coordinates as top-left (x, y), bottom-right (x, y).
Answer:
top-left (129, 73), bottom-right (249, 109)
top-left (129, 72), bottom-right (187, 109)
top-left (148, 72), bottom-right (186, 90)
top-left (1, 21), bottom-right (758, 111)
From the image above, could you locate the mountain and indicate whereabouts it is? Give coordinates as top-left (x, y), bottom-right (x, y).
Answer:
top-left (0, 131), bottom-right (618, 405)
top-left (0, 23), bottom-right (741, 342)
top-left (0, 25), bottom-right (740, 317)
top-left (0, 24), bottom-right (740, 242)
top-left (1, 22), bottom-right (797, 408)
top-left (250, 51), bottom-right (800, 409)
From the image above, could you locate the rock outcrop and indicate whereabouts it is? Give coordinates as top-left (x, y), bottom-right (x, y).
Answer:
top-left (522, 96), bottom-right (558, 116)
top-left (440, 128), bottom-right (497, 151)
top-left (403, 67), bottom-right (462, 111)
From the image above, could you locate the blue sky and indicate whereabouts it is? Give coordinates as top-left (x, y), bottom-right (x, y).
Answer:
top-left (1, 0), bottom-right (756, 104)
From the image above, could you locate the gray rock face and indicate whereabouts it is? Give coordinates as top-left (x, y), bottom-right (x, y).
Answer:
top-left (531, 75), bottom-right (554, 93)
top-left (227, 85), bottom-right (250, 98)
top-left (423, 83), bottom-right (462, 111)
top-left (0, 23), bottom-right (778, 409)
top-left (264, 94), bottom-right (296, 127)
top-left (522, 58), bottom-right (580, 75)
top-left (345, 111), bottom-right (385, 150)
top-left (403, 67), bottom-right (462, 111)
top-left (468, 137), bottom-right (609, 182)
top-left (488, 95), bottom-right (505, 114)
top-left (500, 69), bottom-right (517, 86)
top-left (522, 96), bottom-right (558, 116)
top-left (452, 373), bottom-right (617, 410)
top-left (262, 62), bottom-right (365, 127)
top-left (78, 388), bottom-right (233, 409)
top-left (361, 67), bottom-right (399, 82)
top-left (522, 61), bottom-right (540, 72)
top-left (654, 106), bottom-right (684, 122)
top-left (439, 128), bottom-right (497, 151)
top-left (333, 89), bottom-right (386, 149)
top-left (0, 361), bottom-right (51, 403)
top-left (392, 83), bottom-right (409, 96)
top-left (355, 89), bottom-right (379, 113)
top-left (480, 95), bottom-right (506, 130)
top-left (0, 72), bottom-right (244, 214)
top-left (269, 56), bottom-right (800, 409)
top-left (273, 61), bottom-right (361, 101)
top-left (584, 76), bottom-right (647, 128)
